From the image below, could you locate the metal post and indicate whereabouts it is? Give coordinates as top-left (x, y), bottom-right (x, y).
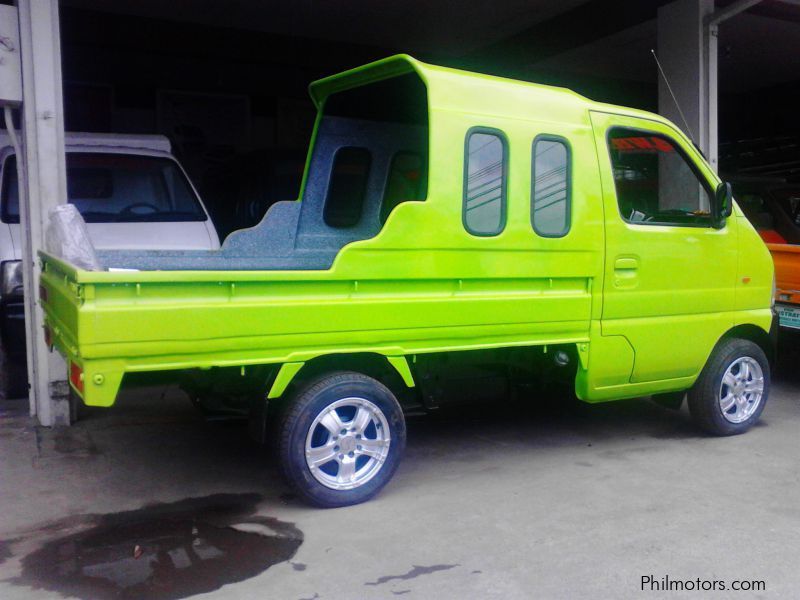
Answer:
top-left (15, 0), bottom-right (69, 426)
top-left (705, 23), bottom-right (719, 172)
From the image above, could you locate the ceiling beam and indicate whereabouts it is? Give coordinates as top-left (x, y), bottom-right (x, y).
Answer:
top-left (465, 0), bottom-right (674, 75)
top-left (706, 0), bottom-right (762, 25)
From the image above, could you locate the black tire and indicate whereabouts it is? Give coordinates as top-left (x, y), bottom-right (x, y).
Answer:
top-left (278, 371), bottom-right (406, 508)
top-left (688, 338), bottom-right (770, 436)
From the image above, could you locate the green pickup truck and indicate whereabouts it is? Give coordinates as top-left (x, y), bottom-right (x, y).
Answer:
top-left (40, 55), bottom-right (775, 507)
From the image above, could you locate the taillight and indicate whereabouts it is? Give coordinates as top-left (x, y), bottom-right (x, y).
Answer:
top-left (39, 284), bottom-right (48, 304)
top-left (43, 325), bottom-right (52, 348)
top-left (69, 362), bottom-right (84, 393)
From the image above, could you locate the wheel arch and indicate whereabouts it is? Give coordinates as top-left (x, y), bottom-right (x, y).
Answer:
top-left (720, 323), bottom-right (774, 364)
top-left (268, 353), bottom-right (414, 401)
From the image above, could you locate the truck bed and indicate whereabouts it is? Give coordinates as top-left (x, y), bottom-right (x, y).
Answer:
top-left (40, 252), bottom-right (594, 407)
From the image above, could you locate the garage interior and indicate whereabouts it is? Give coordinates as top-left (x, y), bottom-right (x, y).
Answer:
top-left (59, 0), bottom-right (800, 188)
top-left (58, 0), bottom-right (800, 214)
top-left (1, 0), bottom-right (799, 423)
top-left (1, 1), bottom-right (800, 597)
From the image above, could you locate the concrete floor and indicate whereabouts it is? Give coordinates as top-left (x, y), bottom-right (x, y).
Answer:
top-left (1, 353), bottom-right (799, 599)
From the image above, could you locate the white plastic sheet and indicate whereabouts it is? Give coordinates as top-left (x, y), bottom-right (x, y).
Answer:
top-left (45, 204), bottom-right (103, 271)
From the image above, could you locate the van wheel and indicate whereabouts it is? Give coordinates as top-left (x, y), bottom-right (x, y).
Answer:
top-left (688, 338), bottom-right (769, 436)
top-left (278, 371), bottom-right (406, 508)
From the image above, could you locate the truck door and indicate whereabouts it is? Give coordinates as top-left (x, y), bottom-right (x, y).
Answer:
top-left (589, 111), bottom-right (737, 384)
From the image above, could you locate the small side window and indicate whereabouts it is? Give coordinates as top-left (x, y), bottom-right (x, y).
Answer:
top-left (463, 129), bottom-right (507, 236)
top-left (323, 147), bottom-right (371, 228)
top-left (532, 136), bottom-right (570, 237)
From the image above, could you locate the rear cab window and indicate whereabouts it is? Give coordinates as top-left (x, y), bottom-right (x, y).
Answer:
top-left (607, 128), bottom-right (714, 227)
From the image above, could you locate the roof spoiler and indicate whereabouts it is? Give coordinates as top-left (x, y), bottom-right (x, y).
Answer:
top-left (308, 54), bottom-right (421, 109)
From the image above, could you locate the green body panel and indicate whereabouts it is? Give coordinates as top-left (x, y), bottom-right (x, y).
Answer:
top-left (266, 357), bottom-right (414, 399)
top-left (268, 362), bottom-right (306, 399)
top-left (38, 55), bottom-right (774, 408)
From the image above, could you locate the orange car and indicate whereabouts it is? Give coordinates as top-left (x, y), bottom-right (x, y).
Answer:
top-left (734, 181), bottom-right (800, 329)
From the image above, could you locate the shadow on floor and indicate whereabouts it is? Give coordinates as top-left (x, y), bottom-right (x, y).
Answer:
top-left (8, 494), bottom-right (303, 600)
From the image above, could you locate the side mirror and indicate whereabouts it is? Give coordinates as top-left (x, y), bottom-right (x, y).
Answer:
top-left (713, 181), bottom-right (733, 228)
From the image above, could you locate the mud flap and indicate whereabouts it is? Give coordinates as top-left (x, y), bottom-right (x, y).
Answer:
top-left (575, 322), bottom-right (635, 402)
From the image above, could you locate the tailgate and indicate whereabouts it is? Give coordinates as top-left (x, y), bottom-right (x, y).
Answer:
top-left (39, 252), bottom-right (124, 406)
top-left (40, 253), bottom-right (84, 359)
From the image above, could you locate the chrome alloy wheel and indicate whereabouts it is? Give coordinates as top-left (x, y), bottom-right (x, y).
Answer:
top-left (719, 356), bottom-right (764, 424)
top-left (304, 397), bottom-right (391, 491)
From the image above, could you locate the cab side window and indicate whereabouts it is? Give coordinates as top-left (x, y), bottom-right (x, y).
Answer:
top-left (608, 128), bottom-right (713, 226)
top-left (463, 129), bottom-right (507, 236)
top-left (532, 136), bottom-right (570, 237)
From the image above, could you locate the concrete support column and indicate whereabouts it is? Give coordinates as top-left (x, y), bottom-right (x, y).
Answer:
top-left (656, 0), bottom-right (714, 164)
top-left (704, 0), bottom-right (763, 173)
top-left (658, 0), bottom-right (764, 173)
top-left (16, 0), bottom-right (69, 425)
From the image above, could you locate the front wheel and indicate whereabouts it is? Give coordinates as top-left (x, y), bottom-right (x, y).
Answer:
top-left (278, 371), bottom-right (406, 507)
top-left (688, 338), bottom-right (770, 436)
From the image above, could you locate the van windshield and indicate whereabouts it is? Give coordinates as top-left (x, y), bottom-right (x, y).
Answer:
top-left (1, 153), bottom-right (207, 223)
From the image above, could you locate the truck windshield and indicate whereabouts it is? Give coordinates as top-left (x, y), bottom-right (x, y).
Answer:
top-left (771, 187), bottom-right (800, 226)
top-left (1, 153), bottom-right (207, 223)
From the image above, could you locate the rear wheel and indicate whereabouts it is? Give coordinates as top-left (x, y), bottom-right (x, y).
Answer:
top-left (688, 338), bottom-right (769, 436)
top-left (278, 371), bottom-right (406, 507)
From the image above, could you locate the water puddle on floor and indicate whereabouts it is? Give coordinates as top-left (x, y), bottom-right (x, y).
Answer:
top-left (8, 493), bottom-right (302, 599)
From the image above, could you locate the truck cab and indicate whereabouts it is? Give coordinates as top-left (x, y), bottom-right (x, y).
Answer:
top-left (39, 56), bottom-right (775, 507)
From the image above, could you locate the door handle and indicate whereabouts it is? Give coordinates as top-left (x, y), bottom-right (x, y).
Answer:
top-left (614, 257), bottom-right (639, 270)
top-left (613, 257), bottom-right (639, 289)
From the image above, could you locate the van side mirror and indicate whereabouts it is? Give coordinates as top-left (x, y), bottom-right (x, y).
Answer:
top-left (713, 181), bottom-right (733, 228)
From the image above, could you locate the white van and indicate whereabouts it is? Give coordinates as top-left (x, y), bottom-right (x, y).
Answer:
top-left (0, 132), bottom-right (220, 356)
